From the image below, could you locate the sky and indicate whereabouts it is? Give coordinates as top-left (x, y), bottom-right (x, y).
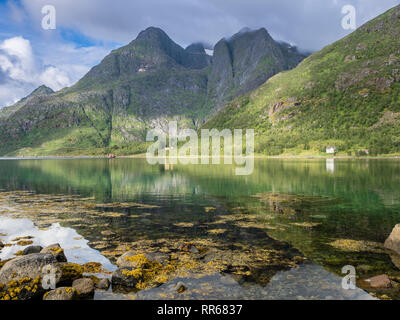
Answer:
top-left (0, 0), bottom-right (399, 108)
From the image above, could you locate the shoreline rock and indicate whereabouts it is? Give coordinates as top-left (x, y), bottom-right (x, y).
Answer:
top-left (23, 245), bottom-right (43, 255)
top-left (72, 278), bottom-right (95, 298)
top-left (112, 268), bottom-right (141, 288)
top-left (43, 287), bottom-right (77, 300)
top-left (384, 224), bottom-right (400, 255)
top-left (40, 244), bottom-right (67, 262)
top-left (0, 243), bottom-right (108, 300)
top-left (0, 253), bottom-right (57, 284)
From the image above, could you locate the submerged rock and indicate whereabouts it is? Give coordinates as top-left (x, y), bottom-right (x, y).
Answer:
top-left (0, 253), bottom-right (57, 284)
top-left (82, 262), bottom-right (103, 273)
top-left (43, 287), bottom-right (77, 300)
top-left (364, 274), bottom-right (392, 289)
top-left (101, 230), bottom-right (115, 236)
top-left (40, 244), bottom-right (67, 262)
top-left (384, 224), bottom-right (400, 255)
top-left (178, 243), bottom-right (199, 253)
top-left (175, 282), bottom-right (187, 293)
top-left (72, 278), bottom-right (95, 298)
top-left (329, 239), bottom-right (384, 253)
top-left (116, 251), bottom-right (169, 268)
top-left (0, 241), bottom-right (4, 249)
top-left (23, 245), bottom-right (43, 255)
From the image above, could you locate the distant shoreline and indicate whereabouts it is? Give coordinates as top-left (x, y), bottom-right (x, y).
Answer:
top-left (1, 154), bottom-right (400, 160)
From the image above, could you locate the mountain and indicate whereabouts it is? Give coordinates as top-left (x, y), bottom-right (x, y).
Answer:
top-left (206, 28), bottom-right (307, 111)
top-left (204, 5), bottom-right (400, 156)
top-left (0, 85), bottom-right (54, 120)
top-left (0, 27), bottom-right (305, 156)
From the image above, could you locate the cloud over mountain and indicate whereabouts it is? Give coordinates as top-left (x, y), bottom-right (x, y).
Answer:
top-left (1, 0), bottom-right (399, 107)
top-left (0, 36), bottom-right (70, 106)
top-left (0, 36), bottom-right (110, 107)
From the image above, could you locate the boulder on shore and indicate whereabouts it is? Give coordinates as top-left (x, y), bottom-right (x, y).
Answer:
top-left (384, 224), bottom-right (400, 255)
top-left (43, 287), bottom-right (77, 300)
top-left (0, 253), bottom-right (57, 284)
top-left (23, 245), bottom-right (43, 255)
top-left (72, 278), bottom-right (95, 298)
top-left (0, 276), bottom-right (44, 300)
top-left (40, 244), bottom-right (67, 262)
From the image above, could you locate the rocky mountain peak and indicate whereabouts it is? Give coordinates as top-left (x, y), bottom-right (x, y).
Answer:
top-left (207, 27), bottom-right (305, 110)
top-left (0, 85), bottom-right (54, 120)
top-left (16, 85), bottom-right (54, 105)
top-left (185, 43), bottom-right (207, 54)
top-left (134, 26), bottom-right (177, 50)
top-left (29, 85), bottom-right (55, 97)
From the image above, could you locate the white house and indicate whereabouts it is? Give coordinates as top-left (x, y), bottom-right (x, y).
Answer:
top-left (326, 147), bottom-right (337, 154)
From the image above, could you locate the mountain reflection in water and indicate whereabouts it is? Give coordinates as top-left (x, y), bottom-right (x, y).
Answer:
top-left (0, 158), bottom-right (399, 299)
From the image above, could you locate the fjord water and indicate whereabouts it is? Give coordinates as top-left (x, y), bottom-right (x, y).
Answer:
top-left (0, 158), bottom-right (399, 299)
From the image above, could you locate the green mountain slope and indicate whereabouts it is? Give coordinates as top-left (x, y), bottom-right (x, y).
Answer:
top-left (204, 5), bottom-right (400, 156)
top-left (0, 27), bottom-right (305, 156)
top-left (0, 85), bottom-right (54, 120)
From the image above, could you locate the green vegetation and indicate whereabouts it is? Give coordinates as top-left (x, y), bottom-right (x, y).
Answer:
top-left (2, 5), bottom-right (400, 157)
top-left (0, 27), bottom-right (305, 157)
top-left (204, 5), bottom-right (400, 156)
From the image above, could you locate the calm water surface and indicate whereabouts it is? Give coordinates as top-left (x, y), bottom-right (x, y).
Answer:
top-left (0, 158), bottom-right (399, 300)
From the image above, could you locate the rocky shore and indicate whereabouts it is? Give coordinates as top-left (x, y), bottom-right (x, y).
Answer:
top-left (2, 225), bottom-right (400, 300)
top-left (2, 190), bottom-right (400, 300)
top-left (0, 239), bottom-right (248, 300)
top-left (0, 243), bottom-right (111, 300)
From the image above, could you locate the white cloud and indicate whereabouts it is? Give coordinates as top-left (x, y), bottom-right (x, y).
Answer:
top-left (0, 36), bottom-right (69, 106)
top-left (39, 66), bottom-right (70, 89)
top-left (1, 0), bottom-right (399, 107)
top-left (0, 83), bottom-right (31, 107)
top-left (19, 0), bottom-right (400, 50)
top-left (0, 36), bottom-right (110, 107)
top-left (0, 36), bottom-right (36, 83)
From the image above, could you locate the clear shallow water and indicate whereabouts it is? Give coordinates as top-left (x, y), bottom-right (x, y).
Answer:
top-left (0, 158), bottom-right (399, 300)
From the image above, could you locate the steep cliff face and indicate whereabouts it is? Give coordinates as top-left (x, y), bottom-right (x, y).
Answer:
top-left (206, 39), bottom-right (235, 109)
top-left (206, 28), bottom-right (307, 111)
top-left (0, 27), bottom-right (305, 156)
top-left (204, 5), bottom-right (400, 156)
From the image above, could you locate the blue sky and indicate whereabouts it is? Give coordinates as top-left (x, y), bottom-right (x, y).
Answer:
top-left (0, 0), bottom-right (399, 107)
